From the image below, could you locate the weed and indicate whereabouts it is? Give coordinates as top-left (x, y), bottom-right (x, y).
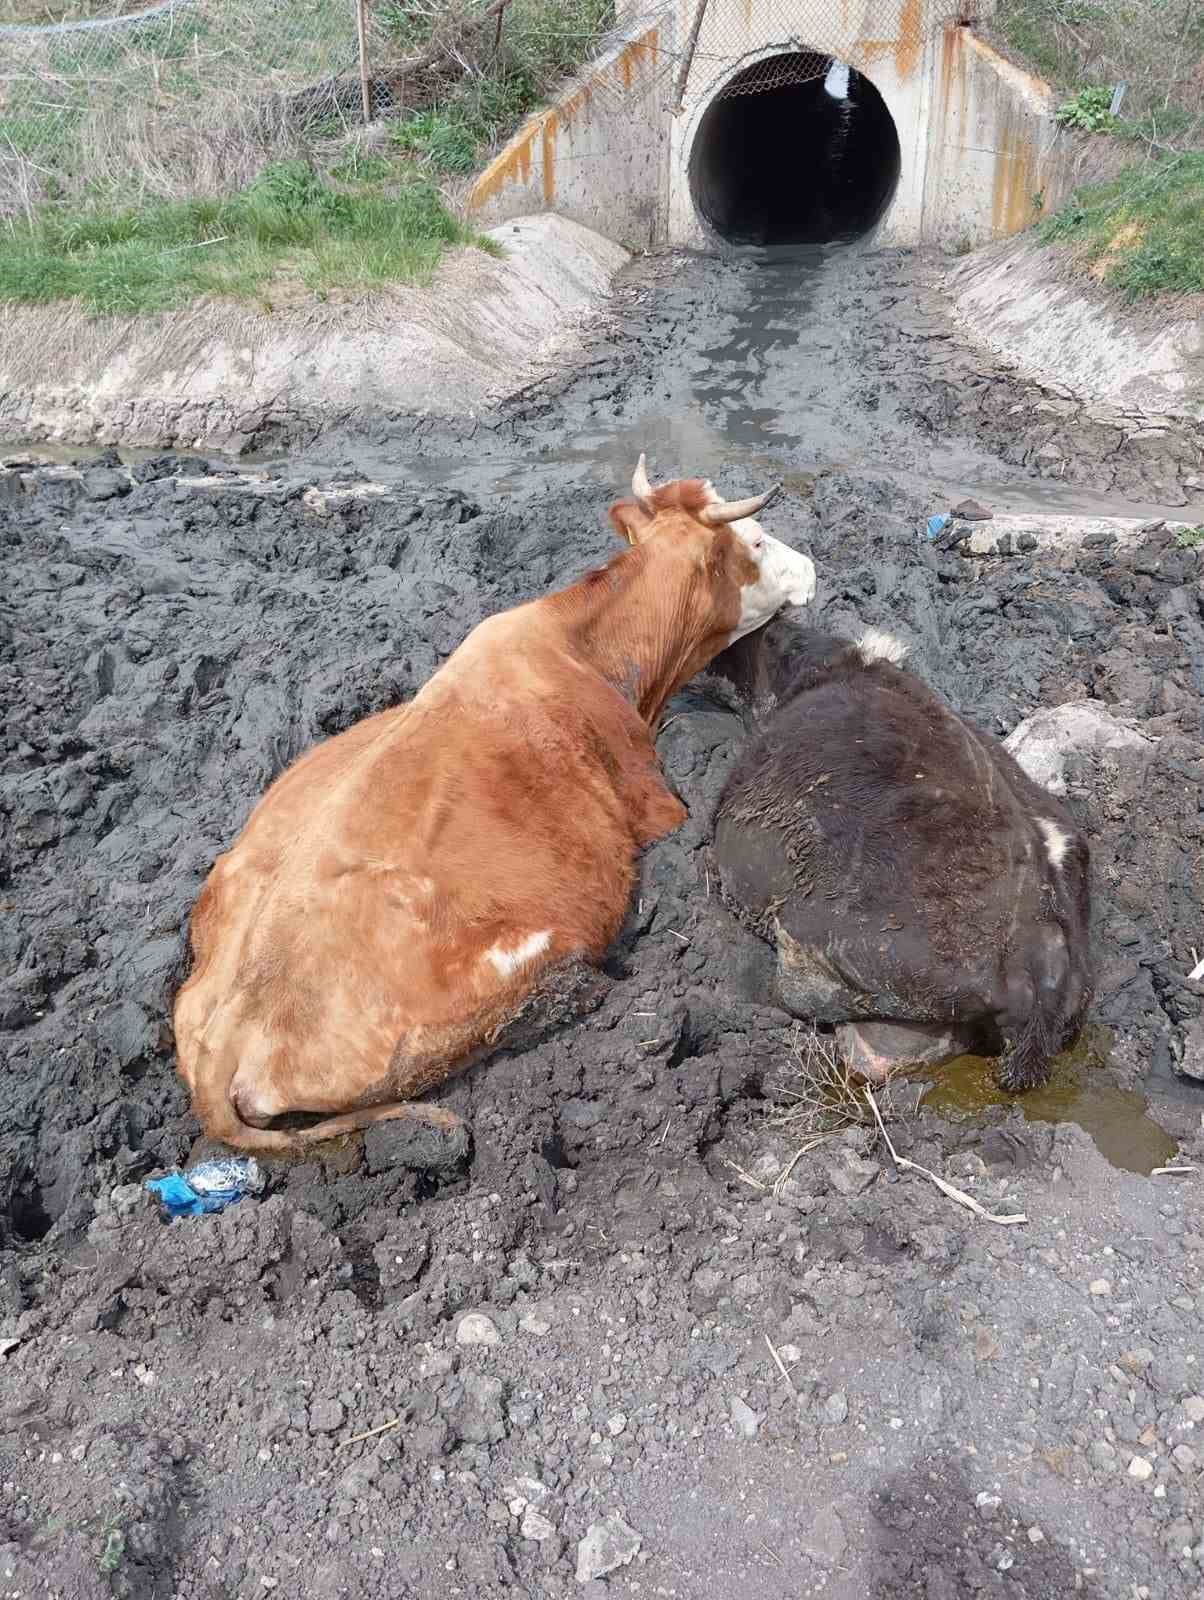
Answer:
top-left (97, 1514), bottom-right (125, 1575)
top-left (1040, 151), bottom-right (1204, 300)
top-left (1055, 86), bottom-right (1118, 133)
top-left (1174, 525), bottom-right (1204, 549)
top-left (0, 160), bottom-right (482, 315)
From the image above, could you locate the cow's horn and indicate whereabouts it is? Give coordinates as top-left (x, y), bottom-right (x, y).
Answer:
top-left (632, 453), bottom-right (653, 501)
top-left (701, 485), bottom-right (781, 525)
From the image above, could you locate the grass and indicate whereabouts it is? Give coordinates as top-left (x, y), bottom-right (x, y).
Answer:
top-left (0, 159), bottom-right (484, 315)
top-left (1175, 525), bottom-right (1204, 549)
top-left (1039, 151), bottom-right (1204, 300)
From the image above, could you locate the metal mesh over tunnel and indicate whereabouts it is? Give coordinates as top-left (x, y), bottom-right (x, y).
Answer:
top-left (687, 49), bottom-right (903, 245)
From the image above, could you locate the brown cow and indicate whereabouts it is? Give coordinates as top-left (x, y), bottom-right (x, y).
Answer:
top-left (713, 623), bottom-right (1092, 1090)
top-left (173, 459), bottom-right (817, 1151)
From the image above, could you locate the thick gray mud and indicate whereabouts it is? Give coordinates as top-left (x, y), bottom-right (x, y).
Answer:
top-left (2, 244), bottom-right (1204, 1600)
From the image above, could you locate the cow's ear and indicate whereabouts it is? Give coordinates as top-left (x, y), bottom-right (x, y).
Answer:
top-left (608, 498), bottom-right (654, 546)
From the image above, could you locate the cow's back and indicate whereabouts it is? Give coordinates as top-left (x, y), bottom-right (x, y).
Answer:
top-left (714, 638), bottom-right (1090, 1035)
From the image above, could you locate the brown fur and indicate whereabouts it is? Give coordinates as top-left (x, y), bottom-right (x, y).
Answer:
top-left (173, 488), bottom-right (766, 1151)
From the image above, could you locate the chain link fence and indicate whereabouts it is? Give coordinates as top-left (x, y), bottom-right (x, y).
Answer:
top-left (0, 0), bottom-right (616, 214)
top-left (675, 0), bottom-right (968, 104)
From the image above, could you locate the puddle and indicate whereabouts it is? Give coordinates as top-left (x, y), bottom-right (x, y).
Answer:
top-left (920, 1027), bottom-right (1179, 1176)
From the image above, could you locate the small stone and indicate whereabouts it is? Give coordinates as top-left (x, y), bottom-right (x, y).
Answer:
top-left (976, 1493), bottom-right (1002, 1520)
top-left (308, 1398), bottom-right (345, 1435)
top-left (1089, 1279), bottom-right (1111, 1297)
top-left (1028, 1526), bottom-right (1045, 1545)
top-left (951, 496), bottom-right (992, 521)
top-left (575, 1514), bottom-right (642, 1583)
top-left (519, 1313), bottom-right (551, 1337)
top-left (456, 1312), bottom-right (500, 1348)
top-left (606, 1413), bottom-right (627, 1436)
top-left (801, 1505), bottom-right (846, 1565)
top-left (1127, 1456), bottom-right (1154, 1481)
top-left (522, 1508), bottom-right (557, 1542)
top-left (823, 1391), bottom-right (849, 1425)
top-left (1089, 1441), bottom-right (1118, 1472)
top-left (730, 1396), bottom-right (761, 1439)
top-left (1182, 1396), bottom-right (1204, 1424)
top-left (1172, 1445), bottom-right (1197, 1471)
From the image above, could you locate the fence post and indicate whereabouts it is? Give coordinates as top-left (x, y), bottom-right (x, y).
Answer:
top-left (672, 0), bottom-right (711, 115)
top-left (355, 0), bottom-right (373, 122)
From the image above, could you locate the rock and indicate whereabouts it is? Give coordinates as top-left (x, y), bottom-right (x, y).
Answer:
top-left (1128, 1456), bottom-right (1154, 1481)
top-left (951, 497), bottom-right (992, 520)
top-left (1089, 1279), bottom-right (1112, 1297)
top-left (456, 1312), bottom-right (500, 1348)
top-left (823, 1391), bottom-right (849, 1425)
top-left (976, 1493), bottom-right (1002, 1520)
top-left (1176, 1020), bottom-right (1204, 1083)
top-left (308, 1398), bottom-right (345, 1435)
top-left (450, 1373), bottom-right (507, 1446)
top-left (730, 1396), bottom-right (762, 1438)
top-left (1028, 1526), bottom-right (1045, 1544)
top-left (801, 1505), bottom-right (847, 1564)
top-left (519, 1312), bottom-right (551, 1337)
top-left (575, 1514), bottom-right (642, 1583)
top-left (827, 1153), bottom-right (879, 1197)
top-left (363, 1116), bottom-right (469, 1174)
top-left (522, 1508), bottom-right (557, 1542)
top-left (1182, 1396), bottom-right (1204, 1424)
top-left (81, 468), bottom-right (129, 501)
top-left (1003, 703), bottom-right (1151, 796)
top-left (1173, 1445), bottom-right (1197, 1471)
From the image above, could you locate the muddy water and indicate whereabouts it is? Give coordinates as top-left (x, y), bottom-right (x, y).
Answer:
top-left (258, 242), bottom-right (1204, 522)
top-left (920, 1028), bottom-right (1179, 1176)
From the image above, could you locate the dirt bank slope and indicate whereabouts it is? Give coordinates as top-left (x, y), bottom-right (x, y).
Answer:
top-left (944, 235), bottom-right (1204, 422)
top-left (0, 213), bottom-right (629, 455)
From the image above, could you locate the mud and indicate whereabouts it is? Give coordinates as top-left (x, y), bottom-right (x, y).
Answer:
top-left (2, 243), bottom-right (1204, 1600)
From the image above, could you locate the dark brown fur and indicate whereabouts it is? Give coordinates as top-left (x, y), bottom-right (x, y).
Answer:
top-left (713, 627), bottom-right (1092, 1091)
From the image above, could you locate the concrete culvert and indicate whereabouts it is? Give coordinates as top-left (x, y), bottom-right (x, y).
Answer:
top-left (688, 52), bottom-right (902, 246)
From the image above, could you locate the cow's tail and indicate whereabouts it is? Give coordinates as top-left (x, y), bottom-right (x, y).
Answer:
top-left (188, 1042), bottom-right (462, 1155)
top-left (994, 924), bottom-right (1084, 1095)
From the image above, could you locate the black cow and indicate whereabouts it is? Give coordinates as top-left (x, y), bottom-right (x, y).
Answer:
top-left (711, 624), bottom-right (1092, 1089)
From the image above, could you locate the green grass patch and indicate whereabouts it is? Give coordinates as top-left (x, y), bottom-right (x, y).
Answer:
top-left (0, 159), bottom-right (483, 315)
top-left (1039, 152), bottom-right (1204, 300)
top-left (1175, 525), bottom-right (1204, 549)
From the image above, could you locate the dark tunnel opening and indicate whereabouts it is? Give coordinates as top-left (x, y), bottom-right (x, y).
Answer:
top-left (688, 53), bottom-right (902, 246)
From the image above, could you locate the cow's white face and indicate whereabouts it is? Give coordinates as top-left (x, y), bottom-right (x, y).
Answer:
top-left (725, 511), bottom-right (817, 643)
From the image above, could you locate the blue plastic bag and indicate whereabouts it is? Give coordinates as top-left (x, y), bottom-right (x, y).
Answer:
top-left (145, 1157), bottom-right (264, 1218)
top-left (926, 513), bottom-right (951, 540)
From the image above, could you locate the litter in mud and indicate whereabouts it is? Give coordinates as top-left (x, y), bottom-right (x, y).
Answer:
top-left (145, 1157), bottom-right (266, 1218)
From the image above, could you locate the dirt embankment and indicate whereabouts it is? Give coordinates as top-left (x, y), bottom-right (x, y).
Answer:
top-left (0, 214), bottom-right (629, 457)
top-left (2, 244), bottom-right (1204, 1599)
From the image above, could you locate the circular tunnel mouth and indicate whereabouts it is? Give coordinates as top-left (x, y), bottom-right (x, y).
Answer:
top-left (688, 51), bottom-right (902, 247)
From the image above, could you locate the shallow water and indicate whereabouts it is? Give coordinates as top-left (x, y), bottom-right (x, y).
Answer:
top-left (920, 1027), bottom-right (1179, 1176)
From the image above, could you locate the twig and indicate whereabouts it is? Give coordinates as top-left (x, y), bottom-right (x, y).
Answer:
top-left (335, 1417), bottom-right (402, 1452)
top-left (1151, 1164), bottom-right (1197, 1176)
top-left (864, 1086), bottom-right (1028, 1226)
top-left (764, 1333), bottom-right (795, 1393)
top-left (722, 1157), bottom-right (766, 1192)
top-left (168, 235), bottom-right (230, 251)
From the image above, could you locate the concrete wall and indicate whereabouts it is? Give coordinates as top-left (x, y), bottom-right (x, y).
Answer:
top-left (467, 3), bottom-right (1074, 253)
top-left (666, 0), bottom-right (938, 248)
top-left (920, 25), bottom-right (1064, 246)
top-left (467, 18), bottom-right (672, 251)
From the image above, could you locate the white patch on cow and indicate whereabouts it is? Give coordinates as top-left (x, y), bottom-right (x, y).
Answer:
top-left (484, 929), bottom-right (552, 979)
top-left (857, 628), bottom-right (908, 667)
top-left (729, 517), bottom-right (817, 643)
top-left (1036, 817), bottom-right (1070, 869)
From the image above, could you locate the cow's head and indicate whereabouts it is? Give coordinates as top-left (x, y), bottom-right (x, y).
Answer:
top-left (608, 455), bottom-right (816, 650)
